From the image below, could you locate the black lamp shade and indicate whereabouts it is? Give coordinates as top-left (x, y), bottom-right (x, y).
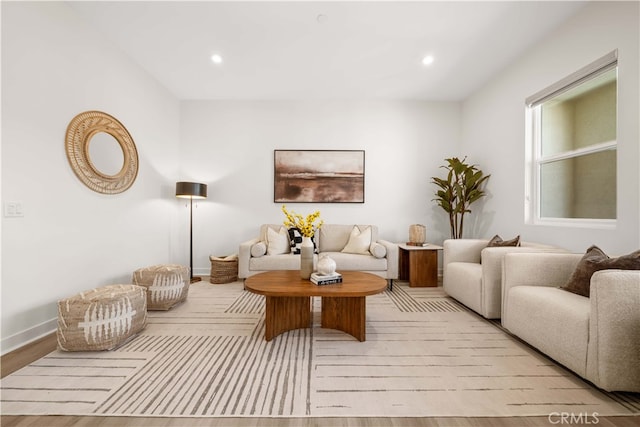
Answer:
top-left (176, 182), bottom-right (207, 199)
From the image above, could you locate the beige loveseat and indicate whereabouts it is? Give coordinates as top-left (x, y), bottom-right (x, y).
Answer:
top-left (443, 238), bottom-right (564, 319)
top-left (238, 224), bottom-right (398, 284)
top-left (502, 252), bottom-right (640, 392)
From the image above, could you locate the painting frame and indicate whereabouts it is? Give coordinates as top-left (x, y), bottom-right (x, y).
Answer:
top-left (274, 150), bottom-right (365, 203)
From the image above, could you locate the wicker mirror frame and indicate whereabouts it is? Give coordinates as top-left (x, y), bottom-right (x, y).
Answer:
top-left (65, 111), bottom-right (138, 194)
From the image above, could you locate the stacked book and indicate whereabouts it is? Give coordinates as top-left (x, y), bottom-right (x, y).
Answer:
top-left (310, 272), bottom-right (342, 285)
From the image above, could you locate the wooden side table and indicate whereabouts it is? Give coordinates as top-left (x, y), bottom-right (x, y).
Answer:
top-left (398, 243), bottom-right (443, 287)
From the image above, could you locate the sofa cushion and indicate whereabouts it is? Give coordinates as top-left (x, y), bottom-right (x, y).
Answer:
top-left (505, 286), bottom-right (589, 376)
top-left (318, 224), bottom-right (354, 252)
top-left (587, 270), bottom-right (640, 392)
top-left (487, 234), bottom-right (520, 247)
top-left (267, 226), bottom-right (290, 255)
top-left (443, 262), bottom-right (483, 314)
top-left (322, 251), bottom-right (387, 271)
top-left (562, 245), bottom-right (640, 297)
top-left (342, 226), bottom-right (372, 255)
top-left (250, 253), bottom-right (304, 271)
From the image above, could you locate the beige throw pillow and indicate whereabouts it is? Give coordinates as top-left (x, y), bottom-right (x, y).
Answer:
top-left (267, 226), bottom-right (290, 255)
top-left (341, 226), bottom-right (372, 255)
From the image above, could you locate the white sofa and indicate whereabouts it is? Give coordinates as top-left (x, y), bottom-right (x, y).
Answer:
top-left (443, 239), bottom-right (564, 319)
top-left (502, 252), bottom-right (640, 392)
top-left (238, 224), bottom-right (398, 283)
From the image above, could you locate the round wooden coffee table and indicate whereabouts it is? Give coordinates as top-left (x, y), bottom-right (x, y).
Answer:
top-left (245, 270), bottom-right (387, 342)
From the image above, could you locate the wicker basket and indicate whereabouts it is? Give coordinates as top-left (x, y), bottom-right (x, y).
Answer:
top-left (57, 284), bottom-right (147, 352)
top-left (210, 254), bottom-right (239, 284)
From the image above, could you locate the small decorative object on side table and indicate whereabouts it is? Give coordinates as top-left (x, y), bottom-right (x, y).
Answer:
top-left (408, 224), bottom-right (427, 245)
top-left (398, 243), bottom-right (443, 287)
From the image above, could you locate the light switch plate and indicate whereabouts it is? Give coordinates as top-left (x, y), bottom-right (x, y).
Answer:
top-left (4, 201), bottom-right (24, 217)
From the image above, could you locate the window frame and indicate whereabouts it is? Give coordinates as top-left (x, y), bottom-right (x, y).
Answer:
top-left (525, 51), bottom-right (618, 228)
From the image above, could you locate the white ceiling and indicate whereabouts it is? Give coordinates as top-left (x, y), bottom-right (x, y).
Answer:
top-left (68, 1), bottom-right (587, 101)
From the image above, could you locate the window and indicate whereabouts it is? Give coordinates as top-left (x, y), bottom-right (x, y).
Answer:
top-left (525, 51), bottom-right (617, 226)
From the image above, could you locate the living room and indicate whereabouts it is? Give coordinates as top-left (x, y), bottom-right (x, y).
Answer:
top-left (1, 0), bottom-right (639, 424)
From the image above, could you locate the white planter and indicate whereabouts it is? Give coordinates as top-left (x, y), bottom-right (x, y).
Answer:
top-left (300, 236), bottom-right (314, 279)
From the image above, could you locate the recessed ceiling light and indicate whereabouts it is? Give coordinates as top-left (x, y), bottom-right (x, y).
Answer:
top-left (211, 54), bottom-right (223, 65)
top-left (422, 55), bottom-right (435, 66)
top-left (317, 14), bottom-right (328, 24)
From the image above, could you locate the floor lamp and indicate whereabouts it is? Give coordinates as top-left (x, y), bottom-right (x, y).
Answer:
top-left (176, 181), bottom-right (207, 283)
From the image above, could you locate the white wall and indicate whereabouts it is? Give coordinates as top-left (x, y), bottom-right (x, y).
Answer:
top-left (179, 100), bottom-right (461, 275)
top-left (461, 1), bottom-right (639, 254)
top-left (1, 2), bottom-right (182, 353)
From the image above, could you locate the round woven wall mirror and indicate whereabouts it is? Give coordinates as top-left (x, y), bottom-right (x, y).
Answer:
top-left (88, 132), bottom-right (125, 176)
top-left (65, 111), bottom-right (138, 194)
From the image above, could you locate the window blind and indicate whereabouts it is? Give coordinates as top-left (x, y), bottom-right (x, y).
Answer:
top-left (525, 50), bottom-right (618, 107)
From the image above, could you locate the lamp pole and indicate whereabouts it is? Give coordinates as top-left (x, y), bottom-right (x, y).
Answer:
top-left (176, 181), bottom-right (207, 283)
top-left (189, 196), bottom-right (196, 282)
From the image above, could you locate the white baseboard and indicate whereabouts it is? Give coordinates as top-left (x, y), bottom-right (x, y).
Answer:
top-left (1, 267), bottom-right (211, 355)
top-left (194, 267), bottom-right (211, 277)
top-left (1, 318), bottom-right (57, 356)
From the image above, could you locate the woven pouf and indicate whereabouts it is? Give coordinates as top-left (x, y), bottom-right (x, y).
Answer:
top-left (57, 284), bottom-right (147, 352)
top-left (132, 264), bottom-right (190, 310)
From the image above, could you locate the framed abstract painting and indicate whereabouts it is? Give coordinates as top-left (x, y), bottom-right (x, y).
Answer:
top-left (274, 150), bottom-right (365, 203)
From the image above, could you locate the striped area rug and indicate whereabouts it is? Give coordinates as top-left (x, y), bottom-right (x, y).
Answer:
top-left (2, 281), bottom-right (639, 417)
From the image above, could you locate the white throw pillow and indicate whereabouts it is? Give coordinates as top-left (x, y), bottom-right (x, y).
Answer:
top-left (250, 241), bottom-right (267, 257)
top-left (267, 227), bottom-right (290, 255)
top-left (341, 226), bottom-right (372, 255)
top-left (370, 242), bottom-right (387, 258)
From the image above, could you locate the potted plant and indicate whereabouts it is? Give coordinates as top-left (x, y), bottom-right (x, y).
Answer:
top-left (432, 157), bottom-right (490, 239)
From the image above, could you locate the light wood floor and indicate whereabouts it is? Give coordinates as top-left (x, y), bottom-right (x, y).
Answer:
top-left (2, 278), bottom-right (639, 427)
top-left (3, 416), bottom-right (640, 427)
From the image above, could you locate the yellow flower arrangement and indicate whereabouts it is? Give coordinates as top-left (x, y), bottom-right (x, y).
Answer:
top-left (282, 205), bottom-right (323, 238)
